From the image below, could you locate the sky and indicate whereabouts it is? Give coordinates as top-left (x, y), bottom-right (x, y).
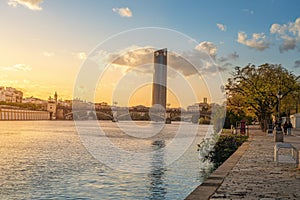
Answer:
top-left (1, 0), bottom-right (300, 108)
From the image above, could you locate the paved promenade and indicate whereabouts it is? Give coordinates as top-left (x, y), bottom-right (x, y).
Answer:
top-left (186, 126), bottom-right (300, 200)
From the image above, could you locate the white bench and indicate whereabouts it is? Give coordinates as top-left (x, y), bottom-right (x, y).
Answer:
top-left (274, 143), bottom-right (299, 164)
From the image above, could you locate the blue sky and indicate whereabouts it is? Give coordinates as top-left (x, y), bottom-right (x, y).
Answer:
top-left (0, 0), bottom-right (300, 106)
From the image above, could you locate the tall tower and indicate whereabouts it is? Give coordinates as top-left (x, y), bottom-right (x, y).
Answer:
top-left (152, 48), bottom-right (167, 109)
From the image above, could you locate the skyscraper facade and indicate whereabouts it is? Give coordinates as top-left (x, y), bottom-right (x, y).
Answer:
top-left (152, 48), bottom-right (167, 109)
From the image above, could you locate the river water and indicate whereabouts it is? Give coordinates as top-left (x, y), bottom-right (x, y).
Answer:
top-left (0, 121), bottom-right (212, 199)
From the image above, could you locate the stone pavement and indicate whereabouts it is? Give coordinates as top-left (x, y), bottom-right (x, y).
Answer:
top-left (186, 126), bottom-right (300, 200)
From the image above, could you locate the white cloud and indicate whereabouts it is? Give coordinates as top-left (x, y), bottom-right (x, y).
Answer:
top-left (195, 41), bottom-right (217, 59)
top-left (270, 17), bottom-right (300, 52)
top-left (218, 52), bottom-right (239, 62)
top-left (112, 7), bottom-right (132, 18)
top-left (0, 64), bottom-right (32, 72)
top-left (237, 31), bottom-right (270, 51)
top-left (42, 52), bottom-right (54, 57)
top-left (8, 0), bottom-right (43, 11)
top-left (0, 80), bottom-right (20, 85)
top-left (77, 52), bottom-right (87, 60)
top-left (7, 1), bottom-right (18, 7)
top-left (23, 79), bottom-right (31, 84)
top-left (102, 46), bottom-right (154, 74)
top-left (279, 38), bottom-right (297, 53)
top-left (222, 62), bottom-right (233, 68)
top-left (242, 9), bottom-right (254, 15)
top-left (91, 45), bottom-right (224, 78)
top-left (217, 23), bottom-right (226, 32)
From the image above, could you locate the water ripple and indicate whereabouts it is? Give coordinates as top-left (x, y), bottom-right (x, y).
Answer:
top-left (0, 121), bottom-right (212, 199)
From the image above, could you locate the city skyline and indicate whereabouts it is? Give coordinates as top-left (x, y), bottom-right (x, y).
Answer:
top-left (1, 0), bottom-right (300, 107)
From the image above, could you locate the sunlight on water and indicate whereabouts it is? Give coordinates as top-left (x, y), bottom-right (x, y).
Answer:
top-left (0, 121), bottom-right (212, 199)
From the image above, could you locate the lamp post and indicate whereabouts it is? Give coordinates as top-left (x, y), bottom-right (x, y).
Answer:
top-left (277, 91), bottom-right (282, 130)
top-left (275, 90), bottom-right (283, 142)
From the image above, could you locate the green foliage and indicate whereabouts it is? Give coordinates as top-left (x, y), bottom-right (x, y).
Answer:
top-left (0, 101), bottom-right (44, 110)
top-left (226, 63), bottom-right (300, 131)
top-left (198, 134), bottom-right (248, 169)
top-left (226, 110), bottom-right (242, 127)
top-left (226, 109), bottom-right (254, 128)
top-left (199, 117), bottom-right (210, 124)
top-left (197, 131), bottom-right (219, 164)
top-left (211, 104), bottom-right (226, 132)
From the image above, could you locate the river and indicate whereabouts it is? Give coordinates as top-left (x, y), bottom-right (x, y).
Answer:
top-left (0, 121), bottom-right (213, 199)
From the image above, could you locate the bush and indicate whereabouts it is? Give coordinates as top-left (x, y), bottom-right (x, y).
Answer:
top-left (199, 117), bottom-right (210, 124)
top-left (198, 134), bottom-right (248, 169)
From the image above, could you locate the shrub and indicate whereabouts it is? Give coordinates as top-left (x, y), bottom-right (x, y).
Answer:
top-left (199, 117), bottom-right (210, 124)
top-left (198, 134), bottom-right (248, 169)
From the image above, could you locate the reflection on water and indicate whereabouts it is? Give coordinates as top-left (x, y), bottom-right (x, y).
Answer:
top-left (148, 140), bottom-right (166, 200)
top-left (0, 121), bottom-right (212, 199)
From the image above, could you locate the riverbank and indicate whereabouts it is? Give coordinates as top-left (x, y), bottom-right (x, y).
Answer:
top-left (186, 125), bottom-right (300, 199)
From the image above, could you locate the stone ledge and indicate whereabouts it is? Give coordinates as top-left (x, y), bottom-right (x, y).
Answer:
top-left (185, 135), bottom-right (252, 200)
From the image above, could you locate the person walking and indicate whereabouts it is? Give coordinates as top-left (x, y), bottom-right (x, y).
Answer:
top-left (287, 121), bottom-right (293, 135)
top-left (283, 121), bottom-right (288, 135)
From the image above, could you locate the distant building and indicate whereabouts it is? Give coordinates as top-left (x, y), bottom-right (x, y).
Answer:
top-left (47, 100), bottom-right (56, 119)
top-left (23, 96), bottom-right (47, 105)
top-left (290, 113), bottom-right (300, 128)
top-left (72, 99), bottom-right (94, 110)
top-left (187, 103), bottom-right (200, 112)
top-left (0, 86), bottom-right (23, 103)
top-left (23, 96), bottom-right (47, 110)
top-left (95, 102), bottom-right (111, 110)
top-left (0, 87), bottom-right (5, 102)
top-left (47, 92), bottom-right (58, 119)
top-left (60, 99), bottom-right (73, 108)
top-left (187, 97), bottom-right (209, 112)
top-left (57, 99), bottom-right (72, 108)
top-left (130, 105), bottom-right (149, 112)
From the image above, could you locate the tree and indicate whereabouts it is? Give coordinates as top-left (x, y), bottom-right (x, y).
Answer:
top-left (211, 103), bottom-right (226, 132)
top-left (226, 63), bottom-right (300, 131)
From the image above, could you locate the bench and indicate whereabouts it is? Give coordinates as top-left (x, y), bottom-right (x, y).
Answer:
top-left (274, 143), bottom-right (299, 164)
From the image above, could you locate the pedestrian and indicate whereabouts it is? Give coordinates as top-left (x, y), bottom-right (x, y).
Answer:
top-left (287, 121), bottom-right (293, 135)
top-left (283, 121), bottom-right (288, 135)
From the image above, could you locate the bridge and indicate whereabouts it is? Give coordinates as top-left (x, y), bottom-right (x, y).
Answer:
top-left (57, 107), bottom-right (211, 122)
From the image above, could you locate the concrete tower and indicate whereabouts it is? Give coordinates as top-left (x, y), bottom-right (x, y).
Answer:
top-left (152, 48), bottom-right (167, 109)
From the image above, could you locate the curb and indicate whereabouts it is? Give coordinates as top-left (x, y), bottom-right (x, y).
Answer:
top-left (185, 135), bottom-right (253, 200)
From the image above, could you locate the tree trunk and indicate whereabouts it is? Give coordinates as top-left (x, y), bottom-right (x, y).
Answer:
top-left (259, 114), bottom-right (271, 132)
